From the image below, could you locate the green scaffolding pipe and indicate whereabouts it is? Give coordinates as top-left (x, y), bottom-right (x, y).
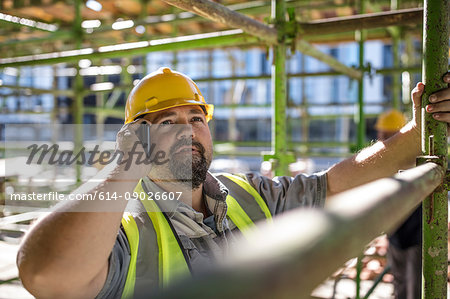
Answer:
top-left (194, 70), bottom-right (362, 82)
top-left (300, 55), bottom-right (309, 154)
top-left (420, 0), bottom-right (449, 298)
top-left (391, 28), bottom-right (401, 110)
top-left (162, 0), bottom-right (360, 81)
top-left (0, 84), bottom-right (74, 97)
top-left (73, 0), bottom-right (83, 183)
top-left (0, 6), bottom-right (423, 48)
top-left (375, 65), bottom-right (423, 75)
top-left (296, 40), bottom-right (362, 80)
top-left (356, 1), bottom-right (366, 151)
top-left (355, 1), bottom-right (366, 295)
top-left (158, 0), bottom-right (279, 44)
top-left (213, 150), bottom-right (354, 158)
top-left (0, 31), bottom-right (260, 68)
top-left (91, 0), bottom-right (346, 34)
top-left (297, 7), bottom-right (422, 36)
top-left (0, 9), bottom-right (427, 69)
top-left (0, 31), bottom-right (73, 47)
top-left (2, 66), bottom-right (432, 98)
top-left (84, 107), bottom-right (124, 118)
top-left (271, 0), bottom-right (290, 176)
top-left (388, 0), bottom-right (401, 110)
top-left (0, 24), bottom-right (407, 59)
top-left (156, 163), bottom-right (444, 298)
top-left (214, 140), bottom-right (354, 147)
top-left (0, 0), bottom-right (356, 50)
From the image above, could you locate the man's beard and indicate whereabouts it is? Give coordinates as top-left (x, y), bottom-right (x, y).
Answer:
top-left (169, 139), bottom-right (210, 190)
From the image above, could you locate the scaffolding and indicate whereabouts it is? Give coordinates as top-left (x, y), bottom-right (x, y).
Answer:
top-left (0, 0), bottom-right (449, 297)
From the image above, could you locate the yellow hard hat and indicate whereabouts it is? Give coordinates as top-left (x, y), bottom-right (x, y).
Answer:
top-left (124, 67), bottom-right (214, 124)
top-left (375, 109), bottom-right (407, 131)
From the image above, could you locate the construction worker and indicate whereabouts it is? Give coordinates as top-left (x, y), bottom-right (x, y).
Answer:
top-left (375, 109), bottom-right (422, 299)
top-left (16, 68), bottom-right (450, 298)
top-left (375, 109), bottom-right (408, 141)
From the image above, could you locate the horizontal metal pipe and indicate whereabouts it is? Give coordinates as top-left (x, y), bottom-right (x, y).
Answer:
top-left (162, 0), bottom-right (362, 79)
top-left (162, 0), bottom-right (278, 44)
top-left (156, 162), bottom-right (444, 298)
top-left (2, 65), bottom-right (423, 95)
top-left (0, 84), bottom-right (74, 97)
top-left (375, 65), bottom-right (423, 74)
top-left (0, 21), bottom-right (405, 57)
top-left (299, 7), bottom-right (423, 35)
top-left (214, 140), bottom-right (353, 147)
top-left (194, 70), bottom-right (348, 81)
top-left (213, 151), bottom-right (354, 158)
top-left (90, 0), bottom-right (345, 34)
top-left (0, 30), bottom-right (259, 68)
top-left (0, 7), bottom-right (427, 68)
top-left (296, 40), bottom-right (362, 79)
top-left (0, 31), bottom-right (73, 47)
top-left (0, 5), bottom-right (422, 48)
top-left (83, 107), bottom-right (124, 118)
top-left (0, 0), bottom-right (367, 49)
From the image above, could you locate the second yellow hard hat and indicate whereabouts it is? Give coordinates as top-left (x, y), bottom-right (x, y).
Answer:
top-left (375, 109), bottom-right (407, 131)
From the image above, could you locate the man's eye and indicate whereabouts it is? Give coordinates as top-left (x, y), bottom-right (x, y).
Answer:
top-left (192, 117), bottom-right (204, 122)
top-left (160, 120), bottom-right (173, 126)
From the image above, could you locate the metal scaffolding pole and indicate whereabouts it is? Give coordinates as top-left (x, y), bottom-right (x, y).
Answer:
top-left (0, 84), bottom-right (74, 97)
top-left (389, 0), bottom-right (401, 110)
top-left (296, 40), bottom-right (362, 80)
top-left (163, 0), bottom-right (278, 44)
top-left (73, 0), bottom-right (83, 183)
top-left (391, 29), bottom-right (401, 110)
top-left (298, 8), bottom-right (422, 36)
top-left (419, 0), bottom-right (449, 297)
top-left (3, 66), bottom-right (427, 99)
top-left (0, 6), bottom-right (423, 50)
top-left (300, 54), bottom-right (309, 154)
top-left (162, 0), bottom-right (361, 79)
top-left (157, 163), bottom-right (444, 298)
top-left (356, 0), bottom-right (366, 150)
top-left (0, 30), bottom-right (259, 68)
top-left (270, 0), bottom-right (290, 176)
top-left (95, 72), bottom-right (106, 143)
top-left (0, 9), bottom-right (427, 69)
top-left (75, 0), bottom-right (349, 35)
top-left (355, 2), bottom-right (367, 291)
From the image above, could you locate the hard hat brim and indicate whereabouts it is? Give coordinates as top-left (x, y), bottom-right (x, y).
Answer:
top-left (125, 98), bottom-right (214, 124)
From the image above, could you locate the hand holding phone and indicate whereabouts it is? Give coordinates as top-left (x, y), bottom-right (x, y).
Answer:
top-left (136, 121), bottom-right (151, 158)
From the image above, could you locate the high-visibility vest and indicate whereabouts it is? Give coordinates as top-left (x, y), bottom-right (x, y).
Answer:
top-left (120, 174), bottom-right (272, 298)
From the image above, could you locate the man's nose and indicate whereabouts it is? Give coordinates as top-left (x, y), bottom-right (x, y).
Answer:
top-left (176, 124), bottom-right (194, 140)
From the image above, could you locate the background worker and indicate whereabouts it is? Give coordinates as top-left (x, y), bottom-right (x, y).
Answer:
top-left (375, 109), bottom-right (421, 299)
top-left (16, 69), bottom-right (450, 298)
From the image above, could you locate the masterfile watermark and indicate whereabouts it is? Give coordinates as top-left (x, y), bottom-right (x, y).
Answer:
top-left (8, 191), bottom-right (183, 201)
top-left (4, 123), bottom-right (194, 213)
top-left (26, 141), bottom-right (169, 171)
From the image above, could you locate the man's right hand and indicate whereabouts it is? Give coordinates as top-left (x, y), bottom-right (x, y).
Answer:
top-left (114, 118), bottom-right (154, 179)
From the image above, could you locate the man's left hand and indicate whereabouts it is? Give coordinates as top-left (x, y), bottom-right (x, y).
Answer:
top-left (423, 72), bottom-right (450, 134)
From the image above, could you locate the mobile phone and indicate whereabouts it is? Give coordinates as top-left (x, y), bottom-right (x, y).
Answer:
top-left (136, 121), bottom-right (151, 158)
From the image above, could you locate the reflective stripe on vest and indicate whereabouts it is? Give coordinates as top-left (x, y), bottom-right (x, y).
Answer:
top-left (120, 174), bottom-right (271, 298)
top-left (121, 212), bottom-right (139, 299)
top-left (220, 173), bottom-right (272, 223)
top-left (120, 180), bottom-right (189, 299)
